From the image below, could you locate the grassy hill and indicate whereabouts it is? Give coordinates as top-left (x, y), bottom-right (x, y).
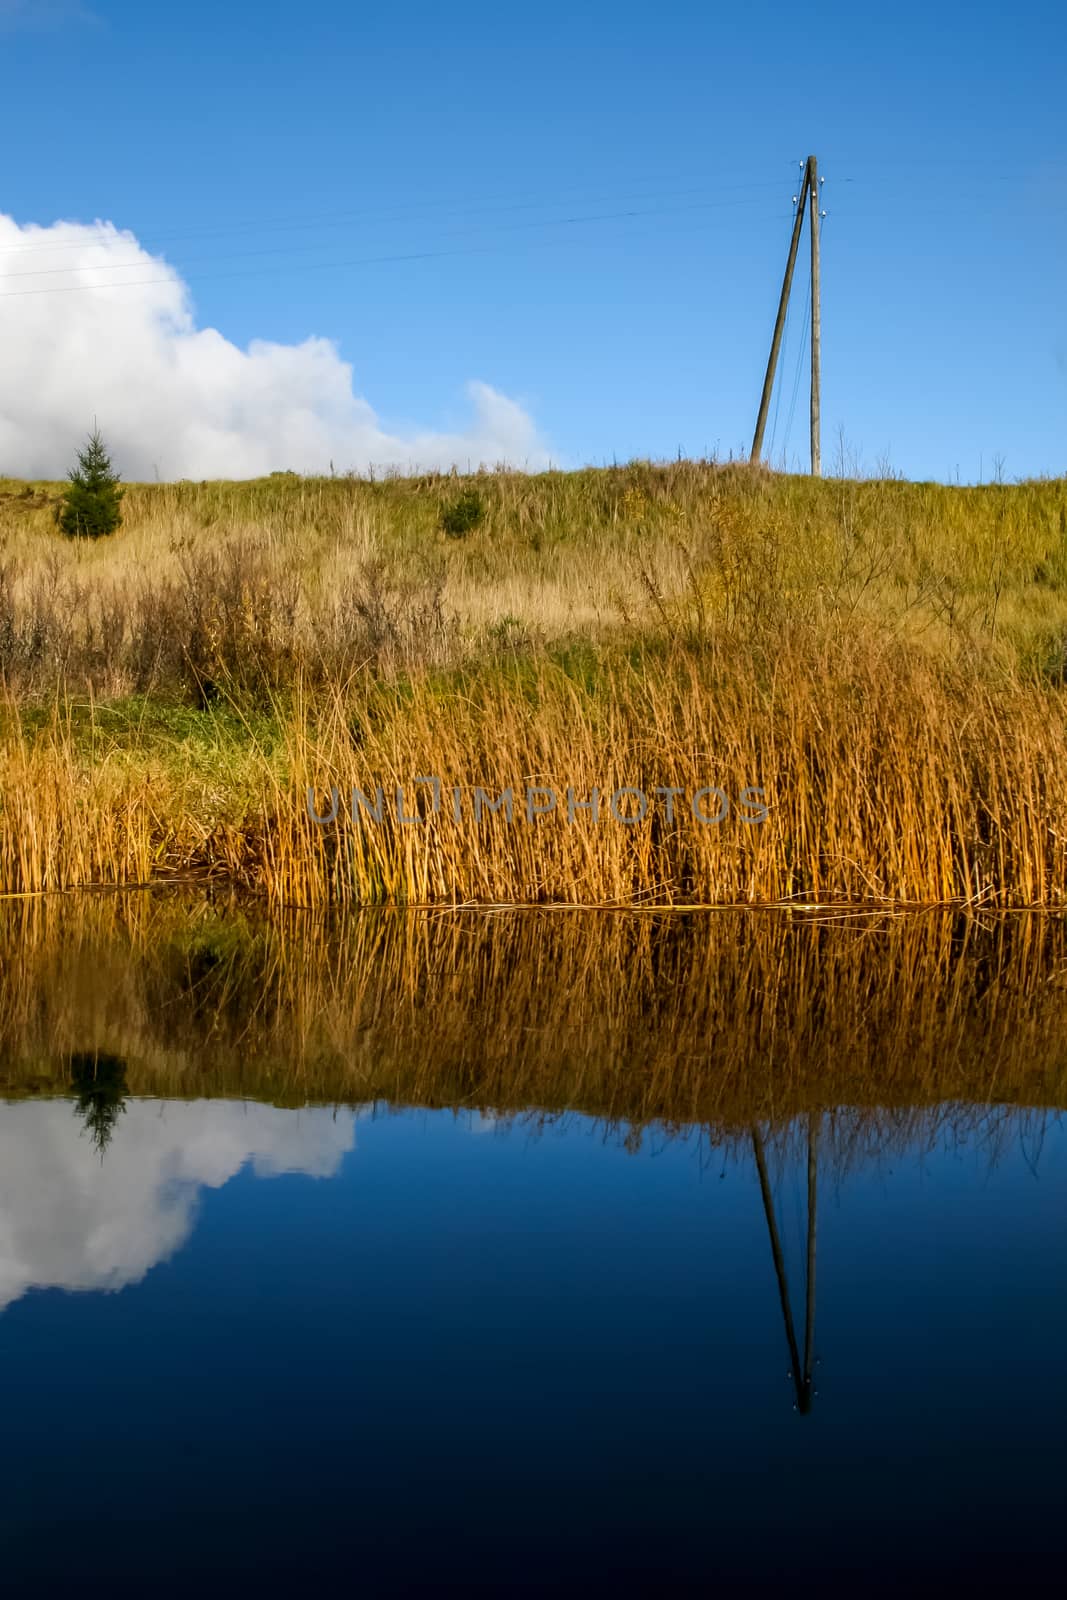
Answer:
top-left (2, 461), bottom-right (1067, 905)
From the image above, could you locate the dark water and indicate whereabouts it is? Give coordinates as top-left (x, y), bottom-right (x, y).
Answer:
top-left (0, 1093), bottom-right (1063, 1593)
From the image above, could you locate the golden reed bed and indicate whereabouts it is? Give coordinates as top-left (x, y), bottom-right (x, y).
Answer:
top-left (4, 632), bottom-right (1067, 906)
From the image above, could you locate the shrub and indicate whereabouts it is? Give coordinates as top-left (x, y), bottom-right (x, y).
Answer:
top-left (440, 487), bottom-right (485, 539)
top-left (57, 428), bottom-right (124, 539)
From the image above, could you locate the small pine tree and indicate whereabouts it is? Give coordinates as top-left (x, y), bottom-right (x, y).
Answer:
top-left (57, 427), bottom-right (124, 539)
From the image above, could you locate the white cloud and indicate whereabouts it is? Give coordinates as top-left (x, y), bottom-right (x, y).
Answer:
top-left (0, 1098), bottom-right (359, 1311)
top-left (0, 213), bottom-right (552, 479)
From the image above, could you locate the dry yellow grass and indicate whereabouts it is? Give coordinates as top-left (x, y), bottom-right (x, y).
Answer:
top-left (3, 462), bottom-right (1067, 905)
top-left (4, 462), bottom-right (1067, 686)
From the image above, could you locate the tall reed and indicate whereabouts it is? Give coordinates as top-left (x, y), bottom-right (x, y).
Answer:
top-left (257, 628), bottom-right (1067, 907)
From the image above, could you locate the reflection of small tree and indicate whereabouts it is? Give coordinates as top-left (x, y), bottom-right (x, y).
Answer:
top-left (69, 1053), bottom-right (128, 1157)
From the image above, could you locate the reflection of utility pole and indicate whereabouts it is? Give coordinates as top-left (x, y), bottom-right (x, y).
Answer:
top-left (804, 1110), bottom-right (818, 1401)
top-left (751, 1112), bottom-right (819, 1413)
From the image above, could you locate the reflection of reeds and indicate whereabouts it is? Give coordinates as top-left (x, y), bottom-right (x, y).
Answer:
top-left (1, 895), bottom-right (1065, 1138)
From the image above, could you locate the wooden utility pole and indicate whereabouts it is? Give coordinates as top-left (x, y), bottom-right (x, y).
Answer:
top-left (809, 157), bottom-right (822, 476)
top-left (751, 154), bottom-right (823, 476)
top-left (750, 158), bottom-right (811, 468)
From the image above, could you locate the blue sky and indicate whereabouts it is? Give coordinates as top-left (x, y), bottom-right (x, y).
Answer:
top-left (1, 0), bottom-right (1065, 481)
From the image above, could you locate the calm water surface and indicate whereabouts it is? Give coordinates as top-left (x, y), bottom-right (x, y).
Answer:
top-left (0, 1093), bottom-right (1063, 1593)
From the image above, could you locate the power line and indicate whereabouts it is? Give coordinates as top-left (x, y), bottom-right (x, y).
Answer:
top-left (782, 247), bottom-right (812, 464)
top-left (0, 173), bottom-right (829, 260)
top-left (6, 155), bottom-right (1048, 262)
top-left (0, 192), bottom-right (796, 283)
top-left (0, 201), bottom-right (799, 300)
top-left (768, 279), bottom-right (791, 461)
top-left (2, 154), bottom-right (1049, 263)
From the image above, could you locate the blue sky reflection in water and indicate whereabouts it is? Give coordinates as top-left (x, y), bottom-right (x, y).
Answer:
top-left (0, 1098), bottom-right (1063, 1592)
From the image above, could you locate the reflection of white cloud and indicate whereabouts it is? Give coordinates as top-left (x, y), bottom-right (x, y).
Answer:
top-left (0, 1099), bottom-right (358, 1312)
top-left (468, 1111), bottom-right (500, 1135)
